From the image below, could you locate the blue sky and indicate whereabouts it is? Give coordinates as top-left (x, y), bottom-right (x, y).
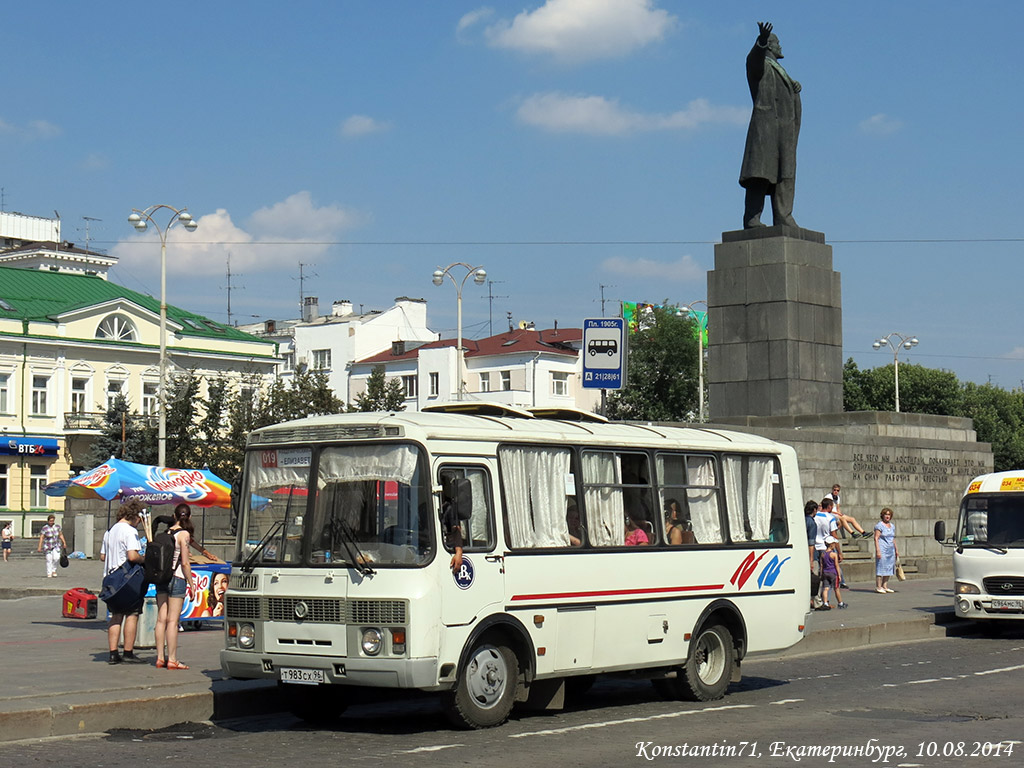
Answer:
top-left (2, 1), bottom-right (1022, 387)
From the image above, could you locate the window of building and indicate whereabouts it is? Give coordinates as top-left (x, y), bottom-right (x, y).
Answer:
top-left (429, 372), bottom-right (439, 397)
top-left (312, 349), bottom-right (332, 370)
top-left (30, 465), bottom-right (48, 509)
top-left (551, 371), bottom-right (569, 396)
top-left (501, 370), bottom-right (512, 391)
top-left (403, 375), bottom-right (418, 399)
top-left (95, 314), bottom-right (137, 342)
top-left (71, 378), bottom-right (88, 413)
top-left (282, 352), bottom-right (295, 371)
top-left (479, 372), bottom-right (490, 393)
top-left (31, 376), bottom-right (49, 415)
top-left (0, 463), bottom-right (7, 508)
top-left (106, 379), bottom-right (125, 410)
top-left (0, 373), bottom-right (9, 413)
top-left (142, 382), bottom-right (159, 415)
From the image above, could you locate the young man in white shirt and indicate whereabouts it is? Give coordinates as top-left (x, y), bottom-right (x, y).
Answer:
top-left (100, 500), bottom-right (147, 664)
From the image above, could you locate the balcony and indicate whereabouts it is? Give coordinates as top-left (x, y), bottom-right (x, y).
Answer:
top-left (63, 412), bottom-right (158, 433)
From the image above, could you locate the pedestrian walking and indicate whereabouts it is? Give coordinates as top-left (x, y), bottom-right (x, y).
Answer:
top-left (155, 503), bottom-right (194, 670)
top-left (819, 536), bottom-right (848, 609)
top-left (36, 514), bottom-right (66, 577)
top-left (2, 520), bottom-right (14, 562)
top-left (100, 500), bottom-right (147, 664)
top-left (874, 507), bottom-right (900, 593)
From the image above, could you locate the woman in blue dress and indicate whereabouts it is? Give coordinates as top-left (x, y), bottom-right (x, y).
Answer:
top-left (874, 507), bottom-right (899, 593)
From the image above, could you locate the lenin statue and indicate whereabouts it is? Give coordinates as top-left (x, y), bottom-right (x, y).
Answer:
top-left (740, 22), bottom-right (801, 229)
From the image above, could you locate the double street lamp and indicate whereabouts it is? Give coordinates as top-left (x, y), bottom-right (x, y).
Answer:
top-left (432, 263), bottom-right (486, 400)
top-left (680, 300), bottom-right (708, 422)
top-left (872, 332), bottom-right (919, 413)
top-left (128, 205), bottom-right (199, 467)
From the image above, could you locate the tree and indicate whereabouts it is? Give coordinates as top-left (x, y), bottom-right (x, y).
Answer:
top-left (350, 366), bottom-right (407, 412)
top-left (84, 393), bottom-right (157, 467)
top-left (958, 383), bottom-right (1024, 472)
top-left (843, 358), bottom-right (961, 415)
top-left (164, 371), bottom-right (202, 469)
top-left (606, 303), bottom-right (699, 421)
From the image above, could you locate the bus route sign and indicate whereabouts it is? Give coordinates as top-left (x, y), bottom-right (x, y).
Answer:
top-left (582, 317), bottom-right (626, 390)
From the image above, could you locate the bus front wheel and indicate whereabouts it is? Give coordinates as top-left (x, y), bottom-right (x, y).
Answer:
top-left (444, 642), bottom-right (518, 729)
top-left (653, 623), bottom-right (734, 702)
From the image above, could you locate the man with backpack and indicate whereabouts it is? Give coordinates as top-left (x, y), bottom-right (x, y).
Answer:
top-left (99, 500), bottom-right (147, 664)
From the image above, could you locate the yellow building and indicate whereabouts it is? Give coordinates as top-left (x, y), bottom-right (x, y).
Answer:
top-left (0, 255), bottom-right (278, 540)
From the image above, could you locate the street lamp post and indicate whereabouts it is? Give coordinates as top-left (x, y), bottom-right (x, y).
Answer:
top-left (872, 332), bottom-right (919, 413)
top-left (432, 263), bottom-right (486, 401)
top-left (681, 300), bottom-right (709, 422)
top-left (128, 205), bottom-right (199, 466)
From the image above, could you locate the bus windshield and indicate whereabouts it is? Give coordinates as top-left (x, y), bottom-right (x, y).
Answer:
top-left (958, 494), bottom-right (1024, 547)
top-left (237, 443), bottom-right (432, 567)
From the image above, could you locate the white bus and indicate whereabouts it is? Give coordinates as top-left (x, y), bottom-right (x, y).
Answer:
top-left (220, 405), bottom-right (809, 728)
top-left (935, 471), bottom-right (1024, 622)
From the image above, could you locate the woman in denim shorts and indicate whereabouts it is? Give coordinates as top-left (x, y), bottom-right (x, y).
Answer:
top-left (154, 504), bottom-right (194, 670)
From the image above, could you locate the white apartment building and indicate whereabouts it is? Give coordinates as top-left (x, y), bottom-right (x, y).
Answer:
top-left (239, 296), bottom-right (436, 408)
top-left (349, 326), bottom-right (601, 412)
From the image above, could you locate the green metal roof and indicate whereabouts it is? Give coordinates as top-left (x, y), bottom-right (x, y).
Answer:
top-left (0, 265), bottom-right (265, 343)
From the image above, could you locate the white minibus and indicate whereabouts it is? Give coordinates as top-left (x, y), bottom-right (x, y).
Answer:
top-left (220, 405), bottom-right (809, 728)
top-left (935, 470), bottom-right (1024, 622)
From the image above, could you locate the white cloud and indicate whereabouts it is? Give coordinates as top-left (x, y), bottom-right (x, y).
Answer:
top-left (517, 92), bottom-right (746, 136)
top-left (1004, 347), bottom-right (1024, 360)
top-left (0, 116), bottom-right (61, 139)
top-left (80, 152), bottom-right (109, 171)
top-left (859, 113), bottom-right (903, 135)
top-left (340, 114), bottom-right (392, 138)
top-left (457, 7), bottom-right (494, 38)
top-left (111, 192), bottom-right (365, 277)
top-left (480, 0), bottom-right (675, 62)
top-left (601, 254), bottom-right (703, 282)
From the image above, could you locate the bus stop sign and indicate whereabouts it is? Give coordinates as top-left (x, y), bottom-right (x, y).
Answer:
top-left (582, 317), bottom-right (626, 390)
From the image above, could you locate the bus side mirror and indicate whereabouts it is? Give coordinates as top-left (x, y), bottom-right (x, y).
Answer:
top-left (441, 475), bottom-right (474, 522)
top-left (933, 520), bottom-right (945, 542)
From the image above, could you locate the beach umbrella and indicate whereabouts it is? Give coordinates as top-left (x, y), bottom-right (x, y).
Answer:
top-left (44, 457), bottom-right (231, 508)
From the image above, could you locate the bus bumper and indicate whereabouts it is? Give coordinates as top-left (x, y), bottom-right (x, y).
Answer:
top-left (220, 649), bottom-right (441, 689)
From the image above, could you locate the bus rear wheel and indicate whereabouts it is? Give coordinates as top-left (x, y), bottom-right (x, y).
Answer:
top-left (444, 642), bottom-right (518, 729)
top-left (652, 624), bottom-right (734, 702)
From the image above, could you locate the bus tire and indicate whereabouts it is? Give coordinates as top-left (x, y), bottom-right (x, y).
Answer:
top-left (653, 624), bottom-right (734, 702)
top-left (444, 642), bottom-right (518, 729)
top-left (278, 682), bottom-right (348, 725)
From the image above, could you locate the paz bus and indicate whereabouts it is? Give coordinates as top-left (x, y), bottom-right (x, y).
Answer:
top-left (220, 404), bottom-right (810, 728)
top-left (935, 470), bottom-right (1024, 622)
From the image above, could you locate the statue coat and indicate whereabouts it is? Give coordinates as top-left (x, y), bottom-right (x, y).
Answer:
top-left (739, 43), bottom-right (801, 187)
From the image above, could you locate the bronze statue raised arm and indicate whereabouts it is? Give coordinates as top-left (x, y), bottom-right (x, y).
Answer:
top-left (740, 21), bottom-right (802, 229)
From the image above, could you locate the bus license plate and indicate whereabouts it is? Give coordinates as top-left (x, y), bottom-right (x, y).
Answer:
top-left (280, 667), bottom-right (325, 685)
top-left (991, 599), bottom-right (1022, 611)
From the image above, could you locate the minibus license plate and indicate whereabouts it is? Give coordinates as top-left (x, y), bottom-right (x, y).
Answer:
top-left (280, 667), bottom-right (325, 685)
top-left (991, 599), bottom-right (1022, 611)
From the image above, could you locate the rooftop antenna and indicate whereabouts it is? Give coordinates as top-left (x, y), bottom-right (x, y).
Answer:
top-left (295, 263), bottom-right (318, 317)
top-left (1, 187), bottom-right (6, 212)
top-left (487, 280), bottom-right (508, 336)
top-left (53, 211), bottom-right (61, 254)
top-left (224, 253), bottom-right (244, 326)
top-left (82, 216), bottom-right (102, 253)
top-left (599, 284), bottom-right (616, 317)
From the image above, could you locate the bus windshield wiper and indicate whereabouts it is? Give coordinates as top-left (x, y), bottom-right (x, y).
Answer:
top-left (241, 519), bottom-right (285, 572)
top-left (327, 493), bottom-right (375, 576)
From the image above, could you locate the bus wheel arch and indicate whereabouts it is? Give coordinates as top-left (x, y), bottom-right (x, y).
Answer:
top-left (653, 599), bottom-right (746, 702)
top-left (444, 614), bottom-right (534, 729)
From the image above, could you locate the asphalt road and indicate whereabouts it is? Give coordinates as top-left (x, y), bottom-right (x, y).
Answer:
top-left (7, 630), bottom-right (1024, 767)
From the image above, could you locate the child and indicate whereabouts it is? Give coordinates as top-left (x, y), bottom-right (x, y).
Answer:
top-left (820, 536), bottom-right (848, 609)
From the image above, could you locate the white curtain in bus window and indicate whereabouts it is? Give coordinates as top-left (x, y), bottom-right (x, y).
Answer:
top-left (686, 456), bottom-right (722, 544)
top-left (500, 446), bottom-right (572, 548)
top-left (317, 445), bottom-right (419, 484)
top-left (721, 455), bottom-right (773, 542)
top-left (467, 468), bottom-right (491, 547)
top-left (581, 451), bottom-right (625, 547)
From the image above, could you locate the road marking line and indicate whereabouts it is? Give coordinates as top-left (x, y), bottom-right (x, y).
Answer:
top-left (885, 663), bottom-right (1024, 687)
top-left (397, 745), bottom-right (465, 753)
top-left (770, 698), bottom-right (804, 705)
top-left (974, 663), bottom-right (1024, 676)
top-left (507, 703), bottom-right (754, 738)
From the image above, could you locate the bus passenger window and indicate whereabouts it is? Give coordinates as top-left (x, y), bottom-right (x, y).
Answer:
top-left (566, 497), bottom-right (583, 547)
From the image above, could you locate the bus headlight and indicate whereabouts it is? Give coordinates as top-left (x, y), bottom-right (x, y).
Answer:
top-left (956, 582), bottom-right (981, 595)
top-left (361, 628), bottom-right (383, 655)
top-left (238, 623), bottom-right (256, 649)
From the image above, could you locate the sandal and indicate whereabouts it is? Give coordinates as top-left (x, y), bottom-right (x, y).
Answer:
top-left (166, 661), bottom-right (190, 670)
top-left (156, 659), bottom-right (166, 668)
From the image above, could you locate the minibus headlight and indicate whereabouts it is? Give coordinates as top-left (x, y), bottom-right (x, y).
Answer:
top-left (956, 582), bottom-right (981, 595)
top-left (238, 623), bottom-right (256, 649)
top-left (361, 628), bottom-right (383, 655)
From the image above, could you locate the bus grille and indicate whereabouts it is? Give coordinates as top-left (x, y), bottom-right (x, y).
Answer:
top-left (231, 573), bottom-right (259, 591)
top-left (983, 576), bottom-right (1024, 595)
top-left (225, 596), bottom-right (408, 624)
top-left (226, 595), bottom-right (262, 620)
top-left (268, 597), bottom-right (346, 623)
top-left (348, 599), bottom-right (406, 624)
